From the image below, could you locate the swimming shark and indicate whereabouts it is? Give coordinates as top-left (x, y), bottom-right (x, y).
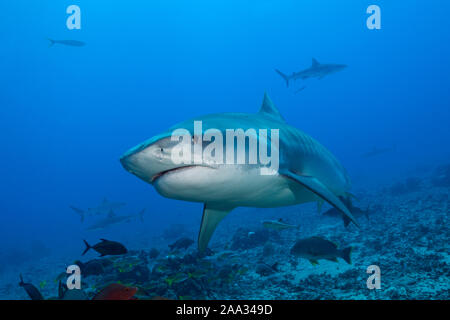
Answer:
top-left (47, 38), bottom-right (86, 47)
top-left (86, 209), bottom-right (145, 231)
top-left (262, 218), bottom-right (299, 230)
top-left (87, 198), bottom-right (127, 216)
top-left (275, 58), bottom-right (347, 87)
top-left (361, 145), bottom-right (396, 158)
top-left (120, 93), bottom-right (358, 251)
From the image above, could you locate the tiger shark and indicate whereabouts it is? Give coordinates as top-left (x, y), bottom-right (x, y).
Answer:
top-left (275, 58), bottom-right (347, 87)
top-left (120, 93), bottom-right (358, 251)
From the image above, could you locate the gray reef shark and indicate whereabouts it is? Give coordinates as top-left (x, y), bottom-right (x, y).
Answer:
top-left (47, 38), bottom-right (85, 47)
top-left (361, 145), bottom-right (396, 158)
top-left (87, 198), bottom-right (127, 216)
top-left (275, 58), bottom-right (347, 87)
top-left (120, 93), bottom-right (358, 251)
top-left (86, 209), bottom-right (145, 231)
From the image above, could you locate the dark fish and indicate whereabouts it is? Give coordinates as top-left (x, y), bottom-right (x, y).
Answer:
top-left (19, 274), bottom-right (44, 300)
top-left (92, 283), bottom-right (137, 300)
top-left (74, 259), bottom-right (109, 276)
top-left (169, 238), bottom-right (194, 251)
top-left (82, 239), bottom-right (128, 257)
top-left (290, 236), bottom-right (352, 265)
top-left (47, 38), bottom-right (85, 47)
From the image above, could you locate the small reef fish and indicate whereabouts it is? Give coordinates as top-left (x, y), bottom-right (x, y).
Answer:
top-left (290, 236), bottom-right (352, 266)
top-left (47, 38), bottom-right (85, 47)
top-left (169, 238), bottom-right (194, 251)
top-left (92, 283), bottom-right (137, 300)
top-left (82, 239), bottom-right (128, 257)
top-left (262, 218), bottom-right (299, 230)
top-left (19, 274), bottom-right (44, 300)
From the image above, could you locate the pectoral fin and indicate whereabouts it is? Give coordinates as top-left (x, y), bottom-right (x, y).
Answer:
top-left (317, 199), bottom-right (324, 213)
top-left (281, 170), bottom-right (360, 228)
top-left (198, 204), bottom-right (233, 252)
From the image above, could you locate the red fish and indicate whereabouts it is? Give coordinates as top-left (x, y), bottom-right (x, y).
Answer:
top-left (92, 283), bottom-right (137, 300)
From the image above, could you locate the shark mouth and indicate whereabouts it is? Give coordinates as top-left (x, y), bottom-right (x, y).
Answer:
top-left (151, 165), bottom-right (201, 183)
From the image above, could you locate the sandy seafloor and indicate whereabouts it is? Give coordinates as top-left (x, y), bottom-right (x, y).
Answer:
top-left (1, 168), bottom-right (449, 300)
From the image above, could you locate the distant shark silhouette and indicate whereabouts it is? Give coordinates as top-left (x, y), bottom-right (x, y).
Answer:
top-left (86, 209), bottom-right (145, 230)
top-left (275, 58), bottom-right (347, 87)
top-left (120, 93), bottom-right (359, 251)
top-left (361, 146), bottom-right (396, 158)
top-left (87, 198), bottom-right (126, 216)
top-left (47, 38), bottom-right (85, 47)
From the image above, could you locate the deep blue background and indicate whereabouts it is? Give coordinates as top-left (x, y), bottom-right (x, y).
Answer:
top-left (0, 1), bottom-right (449, 258)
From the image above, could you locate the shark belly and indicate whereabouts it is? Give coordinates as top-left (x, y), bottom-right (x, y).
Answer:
top-left (153, 165), bottom-right (317, 207)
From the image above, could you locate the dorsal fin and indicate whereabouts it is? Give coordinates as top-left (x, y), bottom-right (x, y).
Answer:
top-left (107, 210), bottom-right (115, 218)
top-left (312, 58), bottom-right (319, 67)
top-left (259, 92), bottom-right (285, 122)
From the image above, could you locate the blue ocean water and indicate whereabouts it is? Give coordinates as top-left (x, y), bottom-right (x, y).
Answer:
top-left (0, 1), bottom-right (449, 300)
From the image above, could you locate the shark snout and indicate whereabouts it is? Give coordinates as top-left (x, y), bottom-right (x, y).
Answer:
top-left (120, 140), bottom-right (181, 184)
top-left (120, 149), bottom-right (157, 183)
top-left (120, 151), bottom-right (138, 175)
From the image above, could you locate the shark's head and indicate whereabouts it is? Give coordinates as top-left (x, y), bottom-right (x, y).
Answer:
top-left (120, 122), bottom-right (226, 203)
top-left (120, 132), bottom-right (183, 184)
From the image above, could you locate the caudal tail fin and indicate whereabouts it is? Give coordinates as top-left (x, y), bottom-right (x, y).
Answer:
top-left (340, 247), bottom-right (353, 264)
top-left (47, 38), bottom-right (55, 47)
top-left (275, 69), bottom-right (290, 87)
top-left (82, 240), bottom-right (91, 256)
top-left (69, 206), bottom-right (85, 223)
top-left (138, 209), bottom-right (145, 223)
